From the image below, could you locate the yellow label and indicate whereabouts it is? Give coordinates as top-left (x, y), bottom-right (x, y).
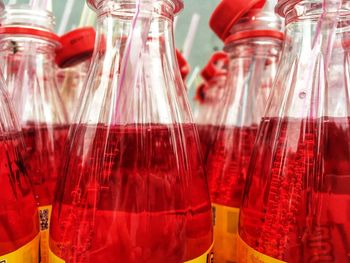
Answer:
top-left (48, 249), bottom-right (64, 263)
top-left (38, 205), bottom-right (52, 263)
top-left (212, 203), bottom-right (239, 263)
top-left (185, 244), bottom-right (214, 263)
top-left (0, 234), bottom-right (40, 263)
top-left (49, 244), bottom-right (214, 263)
top-left (237, 235), bottom-right (286, 263)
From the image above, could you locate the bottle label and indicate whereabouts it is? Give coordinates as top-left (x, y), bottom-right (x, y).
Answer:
top-left (184, 244), bottom-right (214, 263)
top-left (0, 234), bottom-right (39, 263)
top-left (48, 249), bottom-right (64, 263)
top-left (212, 203), bottom-right (239, 263)
top-left (38, 205), bottom-right (52, 263)
top-left (49, 245), bottom-right (214, 263)
top-left (237, 235), bottom-right (287, 263)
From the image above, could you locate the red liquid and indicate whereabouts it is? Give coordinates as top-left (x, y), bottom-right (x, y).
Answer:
top-left (239, 117), bottom-right (350, 262)
top-left (50, 124), bottom-right (212, 263)
top-left (206, 126), bottom-right (258, 207)
top-left (196, 124), bottom-right (218, 161)
top-left (22, 124), bottom-right (69, 206)
top-left (0, 133), bottom-right (39, 255)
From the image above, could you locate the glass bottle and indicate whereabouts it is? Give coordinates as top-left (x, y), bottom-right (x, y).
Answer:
top-left (238, 0), bottom-right (350, 262)
top-left (56, 27), bottom-right (95, 122)
top-left (207, 0), bottom-right (283, 262)
top-left (0, 4), bottom-right (69, 262)
top-left (0, 70), bottom-right (39, 262)
top-left (49, 0), bottom-right (213, 262)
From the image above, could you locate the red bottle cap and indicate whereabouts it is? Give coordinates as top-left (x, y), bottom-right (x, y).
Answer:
top-left (176, 49), bottom-right (190, 80)
top-left (194, 82), bottom-right (207, 103)
top-left (209, 0), bottom-right (266, 41)
top-left (56, 27), bottom-right (96, 68)
top-left (0, 26), bottom-right (59, 43)
top-left (200, 52), bottom-right (228, 82)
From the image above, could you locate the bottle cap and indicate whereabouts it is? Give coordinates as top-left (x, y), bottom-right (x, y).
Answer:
top-left (56, 27), bottom-right (96, 68)
top-left (200, 52), bottom-right (228, 82)
top-left (194, 82), bottom-right (207, 103)
top-left (176, 49), bottom-right (190, 80)
top-left (209, 0), bottom-right (266, 41)
top-left (219, 0), bottom-right (284, 45)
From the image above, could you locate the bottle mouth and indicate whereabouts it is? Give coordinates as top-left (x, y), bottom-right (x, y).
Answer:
top-left (276, 0), bottom-right (350, 17)
top-left (0, 4), bottom-right (55, 32)
top-left (0, 4), bottom-right (58, 44)
top-left (87, 0), bottom-right (184, 15)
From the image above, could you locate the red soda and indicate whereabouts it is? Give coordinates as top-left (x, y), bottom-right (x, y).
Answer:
top-left (239, 117), bottom-right (350, 262)
top-left (0, 133), bottom-right (39, 255)
top-left (50, 124), bottom-right (212, 263)
top-left (21, 124), bottom-right (69, 207)
top-left (206, 125), bottom-right (258, 207)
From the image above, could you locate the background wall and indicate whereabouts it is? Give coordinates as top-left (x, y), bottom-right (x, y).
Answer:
top-left (4, 0), bottom-right (223, 101)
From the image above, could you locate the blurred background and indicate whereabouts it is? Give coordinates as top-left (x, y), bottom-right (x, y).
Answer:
top-left (4, 0), bottom-right (223, 102)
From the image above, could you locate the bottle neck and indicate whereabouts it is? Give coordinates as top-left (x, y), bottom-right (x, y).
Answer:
top-left (223, 37), bottom-right (282, 126)
top-left (77, 5), bottom-right (187, 125)
top-left (94, 6), bottom-right (177, 71)
top-left (225, 37), bottom-right (282, 62)
top-left (265, 4), bottom-right (350, 119)
top-left (0, 36), bottom-right (57, 89)
top-left (0, 36), bottom-right (56, 61)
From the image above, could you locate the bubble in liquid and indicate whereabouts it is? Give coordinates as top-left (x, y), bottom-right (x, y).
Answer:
top-left (299, 92), bottom-right (306, 99)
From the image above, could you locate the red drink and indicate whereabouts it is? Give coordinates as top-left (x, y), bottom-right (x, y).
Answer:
top-left (22, 124), bottom-right (69, 206)
top-left (0, 133), bottom-right (39, 255)
top-left (50, 124), bottom-right (212, 263)
top-left (196, 124), bottom-right (219, 160)
top-left (206, 125), bottom-right (258, 207)
top-left (239, 117), bottom-right (350, 262)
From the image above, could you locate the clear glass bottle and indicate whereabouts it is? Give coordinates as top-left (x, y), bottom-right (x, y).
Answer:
top-left (207, 0), bottom-right (283, 262)
top-left (56, 27), bottom-right (95, 122)
top-left (56, 60), bottom-right (90, 122)
top-left (49, 0), bottom-right (213, 262)
top-left (0, 4), bottom-right (69, 262)
top-left (238, 0), bottom-right (350, 262)
top-left (0, 70), bottom-right (39, 262)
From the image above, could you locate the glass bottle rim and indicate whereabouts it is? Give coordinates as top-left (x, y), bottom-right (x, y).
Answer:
top-left (0, 4), bottom-right (58, 45)
top-left (276, 0), bottom-right (350, 17)
top-left (87, 0), bottom-right (184, 15)
top-left (0, 4), bottom-right (55, 32)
